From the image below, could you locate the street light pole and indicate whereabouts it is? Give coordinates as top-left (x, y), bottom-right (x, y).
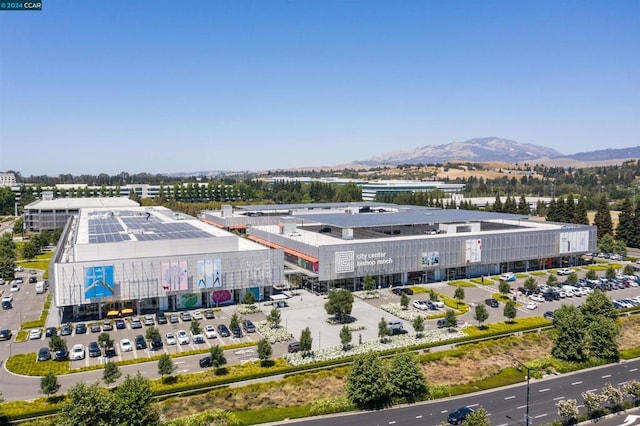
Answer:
top-left (507, 354), bottom-right (532, 426)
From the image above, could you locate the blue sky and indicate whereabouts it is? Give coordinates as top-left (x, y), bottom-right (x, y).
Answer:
top-left (1, 1), bottom-right (638, 176)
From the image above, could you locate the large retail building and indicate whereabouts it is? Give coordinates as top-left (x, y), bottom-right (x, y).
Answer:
top-left (202, 203), bottom-right (596, 293)
top-left (51, 206), bottom-right (283, 321)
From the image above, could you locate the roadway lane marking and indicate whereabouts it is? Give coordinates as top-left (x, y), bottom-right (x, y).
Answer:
top-left (415, 415), bottom-right (422, 419)
top-left (553, 396), bottom-right (564, 401)
top-left (539, 388), bottom-right (550, 392)
top-left (618, 382), bottom-right (627, 386)
top-left (441, 410), bottom-right (448, 413)
top-left (497, 423), bottom-right (509, 426)
top-left (517, 405), bottom-right (527, 409)
top-left (630, 368), bottom-right (638, 372)
top-left (534, 414), bottom-right (548, 419)
top-left (571, 381), bottom-right (583, 385)
top-left (504, 396), bottom-right (515, 400)
top-left (601, 374), bottom-right (611, 378)
top-left (389, 422), bottom-right (396, 424)
top-left (588, 389), bottom-right (598, 392)
top-left (469, 404), bottom-right (479, 408)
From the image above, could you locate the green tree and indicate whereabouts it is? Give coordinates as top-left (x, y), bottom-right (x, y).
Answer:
top-left (209, 345), bottom-right (227, 368)
top-left (102, 361), bottom-right (121, 385)
top-left (615, 197), bottom-right (635, 245)
top-left (428, 289), bottom-right (440, 302)
top-left (504, 300), bottom-right (517, 322)
top-left (49, 334), bottom-right (67, 353)
top-left (552, 305), bottom-right (587, 362)
top-left (582, 390), bottom-right (603, 416)
top-left (474, 304), bottom-right (489, 328)
top-left (400, 292), bottom-right (410, 310)
top-left (21, 240), bottom-right (39, 261)
top-left (580, 290), bottom-right (618, 322)
top-left (113, 373), bottom-right (160, 426)
top-left (363, 275), bottom-right (375, 292)
top-left (623, 264), bottom-right (635, 275)
top-left (228, 314), bottom-right (240, 334)
top-left (601, 382), bottom-right (624, 410)
top-left (454, 286), bottom-right (465, 304)
top-left (257, 338), bottom-right (272, 364)
top-left (300, 327), bottom-right (313, 354)
top-left (412, 315), bottom-right (425, 338)
top-left (586, 317), bottom-right (619, 361)
top-left (598, 233), bottom-right (627, 255)
top-left (524, 276), bottom-right (537, 294)
top-left (267, 308), bottom-right (281, 328)
top-left (444, 309), bottom-right (457, 329)
top-left (546, 274), bottom-right (558, 287)
top-left (574, 196), bottom-right (589, 224)
top-left (157, 354), bottom-right (176, 379)
top-left (242, 290), bottom-right (255, 305)
top-left (463, 407), bottom-right (490, 426)
top-left (556, 399), bottom-right (579, 423)
top-left (58, 382), bottom-right (115, 426)
top-left (345, 352), bottom-right (390, 409)
top-left (378, 317), bottom-right (390, 342)
top-left (324, 289), bottom-right (354, 323)
top-left (40, 373), bottom-right (60, 399)
top-left (388, 352), bottom-right (428, 403)
top-left (190, 318), bottom-right (203, 336)
top-left (594, 194), bottom-right (613, 239)
top-left (145, 325), bottom-right (161, 341)
top-left (339, 325), bottom-right (352, 351)
top-left (586, 269), bottom-right (597, 281)
top-left (567, 271), bottom-right (578, 285)
top-left (605, 266), bottom-right (616, 280)
top-left (12, 218), bottom-right (24, 235)
top-left (98, 332), bottom-right (114, 350)
top-left (498, 280), bottom-right (511, 295)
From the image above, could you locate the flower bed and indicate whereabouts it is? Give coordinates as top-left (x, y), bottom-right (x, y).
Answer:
top-left (255, 320), bottom-right (293, 344)
top-left (284, 328), bottom-right (465, 366)
top-left (236, 304), bottom-right (260, 315)
top-left (380, 303), bottom-right (424, 321)
top-left (352, 291), bottom-right (381, 300)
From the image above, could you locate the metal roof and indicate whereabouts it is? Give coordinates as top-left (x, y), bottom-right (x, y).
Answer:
top-left (296, 209), bottom-right (531, 228)
top-left (237, 202), bottom-right (393, 211)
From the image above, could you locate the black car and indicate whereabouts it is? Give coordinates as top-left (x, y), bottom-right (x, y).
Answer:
top-left (485, 298), bottom-right (499, 308)
top-left (287, 341), bottom-right (301, 353)
top-left (543, 311), bottom-right (555, 320)
top-left (0, 329), bottom-right (11, 341)
top-left (88, 342), bottom-right (101, 357)
top-left (75, 323), bottom-right (87, 334)
top-left (134, 335), bottom-right (147, 350)
top-left (242, 319), bottom-right (256, 333)
top-left (90, 323), bottom-right (102, 333)
top-left (390, 328), bottom-right (408, 335)
top-left (448, 407), bottom-right (474, 424)
top-left (104, 345), bottom-right (116, 358)
top-left (231, 326), bottom-right (242, 338)
top-left (37, 347), bottom-right (51, 361)
top-left (151, 338), bottom-right (163, 350)
top-left (391, 287), bottom-right (414, 296)
top-left (199, 356), bottom-right (212, 368)
top-left (204, 309), bottom-right (215, 319)
top-left (216, 324), bottom-right (231, 337)
top-left (29, 276), bottom-right (38, 283)
top-left (156, 312), bottom-right (167, 324)
top-left (115, 319), bottom-right (126, 329)
top-left (54, 349), bottom-right (68, 361)
top-left (60, 324), bottom-right (73, 336)
top-left (45, 327), bottom-right (57, 337)
top-left (1, 300), bottom-right (11, 310)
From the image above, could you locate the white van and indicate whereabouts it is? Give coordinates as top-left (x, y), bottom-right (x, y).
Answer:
top-left (35, 281), bottom-right (45, 294)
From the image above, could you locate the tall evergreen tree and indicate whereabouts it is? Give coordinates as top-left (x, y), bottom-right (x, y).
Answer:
top-left (493, 195), bottom-right (503, 212)
top-left (517, 195), bottom-right (530, 215)
top-left (574, 196), bottom-right (589, 225)
top-left (616, 197), bottom-right (635, 245)
top-left (565, 194), bottom-right (576, 223)
top-left (594, 194), bottom-right (613, 239)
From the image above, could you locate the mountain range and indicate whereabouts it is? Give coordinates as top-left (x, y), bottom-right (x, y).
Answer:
top-left (357, 137), bottom-right (640, 166)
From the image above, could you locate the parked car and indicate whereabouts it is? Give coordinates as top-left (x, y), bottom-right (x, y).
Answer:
top-left (287, 341), bottom-right (301, 353)
top-left (216, 324), bottom-right (231, 337)
top-left (448, 407), bottom-right (475, 424)
top-left (0, 329), bottom-right (12, 340)
top-left (115, 319), bottom-right (126, 329)
top-left (543, 311), bottom-right (555, 320)
top-left (60, 324), bottom-right (72, 336)
top-left (231, 326), bottom-right (242, 338)
top-left (28, 276), bottom-right (37, 284)
top-left (45, 327), bottom-right (57, 337)
top-left (120, 339), bottom-right (133, 352)
top-left (14, 266), bottom-right (24, 272)
top-left (75, 323), bottom-right (87, 334)
top-left (165, 332), bottom-right (177, 345)
top-left (204, 309), bottom-right (215, 319)
top-left (192, 333), bottom-right (205, 344)
top-left (242, 319), bottom-right (256, 333)
top-left (432, 300), bottom-right (445, 309)
top-left (134, 335), bottom-right (147, 350)
top-left (37, 347), bottom-right (51, 361)
top-left (10, 283), bottom-right (20, 292)
top-left (130, 317), bottom-right (143, 329)
top-left (70, 344), bottom-right (86, 360)
top-left (151, 338), bottom-right (163, 350)
top-left (88, 342), bottom-right (101, 357)
top-left (2, 294), bottom-right (13, 303)
top-left (54, 349), bottom-right (68, 361)
top-left (180, 311), bottom-right (192, 322)
top-left (485, 298), bottom-right (499, 308)
top-left (529, 294), bottom-right (544, 303)
top-left (204, 325), bottom-right (217, 339)
top-left (169, 314), bottom-right (179, 324)
top-left (143, 315), bottom-right (155, 326)
top-left (90, 323), bottom-right (102, 333)
top-left (557, 268), bottom-right (574, 275)
top-left (526, 301), bottom-right (539, 310)
top-left (156, 312), bottom-right (167, 324)
top-left (177, 330), bottom-right (190, 345)
top-left (29, 329), bottom-right (42, 340)
top-left (500, 273), bottom-right (516, 282)
top-left (191, 310), bottom-right (202, 320)
top-left (391, 287), bottom-right (414, 296)
top-left (412, 300), bottom-right (429, 310)
top-left (102, 321), bottom-right (114, 331)
top-left (1, 300), bottom-right (11, 310)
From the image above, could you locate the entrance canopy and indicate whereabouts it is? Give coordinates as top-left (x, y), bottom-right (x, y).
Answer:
top-left (270, 294), bottom-right (289, 301)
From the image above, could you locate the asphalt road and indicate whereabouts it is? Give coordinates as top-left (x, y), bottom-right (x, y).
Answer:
top-left (285, 358), bottom-right (640, 426)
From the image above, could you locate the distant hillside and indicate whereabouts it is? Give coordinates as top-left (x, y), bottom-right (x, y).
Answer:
top-left (362, 137), bottom-right (563, 165)
top-left (565, 146), bottom-right (640, 161)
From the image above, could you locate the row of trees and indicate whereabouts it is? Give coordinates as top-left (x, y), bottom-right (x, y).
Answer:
top-left (556, 380), bottom-right (640, 422)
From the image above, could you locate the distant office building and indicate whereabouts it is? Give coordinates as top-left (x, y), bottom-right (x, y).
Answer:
top-left (0, 172), bottom-right (17, 187)
top-left (360, 180), bottom-right (465, 201)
